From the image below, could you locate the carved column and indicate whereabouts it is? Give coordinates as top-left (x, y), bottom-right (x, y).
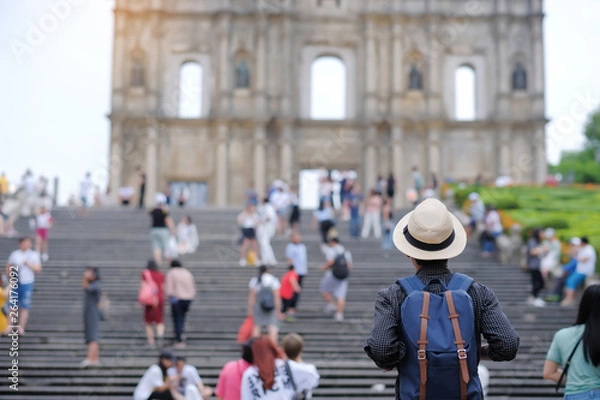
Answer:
top-left (281, 17), bottom-right (293, 116)
top-left (268, 23), bottom-right (280, 105)
top-left (216, 124), bottom-right (229, 206)
top-left (427, 16), bottom-right (442, 116)
top-left (144, 123), bottom-right (158, 208)
top-left (280, 124), bottom-right (293, 184)
top-left (428, 127), bottom-right (441, 188)
top-left (496, 12), bottom-right (510, 118)
top-left (254, 125), bottom-right (267, 196)
top-left (365, 20), bottom-right (377, 117)
top-left (146, 13), bottom-right (163, 111)
top-left (391, 21), bottom-right (404, 116)
top-left (111, 9), bottom-right (127, 111)
top-left (534, 127), bottom-right (547, 183)
top-left (378, 31), bottom-right (390, 115)
top-left (531, 15), bottom-right (545, 117)
top-left (498, 126), bottom-right (511, 177)
top-left (109, 123), bottom-right (123, 200)
top-left (255, 16), bottom-right (268, 117)
top-left (364, 126), bottom-right (377, 191)
top-left (219, 15), bottom-right (231, 113)
top-left (391, 126), bottom-right (404, 208)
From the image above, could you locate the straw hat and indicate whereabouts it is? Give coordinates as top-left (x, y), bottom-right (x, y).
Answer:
top-left (393, 198), bottom-right (467, 260)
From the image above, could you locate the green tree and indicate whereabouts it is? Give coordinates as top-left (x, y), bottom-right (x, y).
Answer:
top-left (552, 109), bottom-right (600, 183)
top-left (584, 109), bottom-right (600, 151)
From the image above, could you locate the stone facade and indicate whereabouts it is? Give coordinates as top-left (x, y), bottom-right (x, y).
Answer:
top-left (108, 0), bottom-right (547, 207)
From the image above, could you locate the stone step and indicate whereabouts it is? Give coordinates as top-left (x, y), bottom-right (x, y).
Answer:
top-left (0, 207), bottom-right (572, 398)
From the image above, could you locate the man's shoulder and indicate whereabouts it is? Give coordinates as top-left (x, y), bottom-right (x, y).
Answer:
top-left (377, 280), bottom-right (404, 300)
top-left (583, 244), bottom-right (596, 256)
top-left (183, 364), bottom-right (200, 375)
top-left (242, 364), bottom-right (258, 378)
top-left (147, 364), bottom-right (162, 375)
top-left (335, 244), bottom-right (346, 253)
top-left (288, 359), bottom-right (319, 375)
top-left (221, 359), bottom-right (237, 370)
top-left (183, 268), bottom-right (195, 280)
top-left (26, 249), bottom-right (40, 258)
top-left (290, 242), bottom-right (305, 249)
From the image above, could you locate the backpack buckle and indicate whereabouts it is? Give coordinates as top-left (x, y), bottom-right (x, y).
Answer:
top-left (417, 350), bottom-right (426, 360)
top-left (457, 349), bottom-right (467, 359)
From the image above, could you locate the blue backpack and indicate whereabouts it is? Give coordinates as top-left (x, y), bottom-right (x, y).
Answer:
top-left (397, 273), bottom-right (482, 400)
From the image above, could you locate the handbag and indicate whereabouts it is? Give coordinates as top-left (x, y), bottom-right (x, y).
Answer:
top-left (555, 337), bottom-right (582, 393)
top-left (98, 292), bottom-right (111, 321)
top-left (237, 316), bottom-right (254, 344)
top-left (284, 360), bottom-right (308, 400)
top-left (138, 270), bottom-right (159, 306)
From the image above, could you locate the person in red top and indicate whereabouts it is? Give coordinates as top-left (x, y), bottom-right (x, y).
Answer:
top-left (140, 260), bottom-right (165, 348)
top-left (215, 339), bottom-right (254, 400)
top-left (280, 265), bottom-right (302, 322)
top-left (35, 205), bottom-right (53, 262)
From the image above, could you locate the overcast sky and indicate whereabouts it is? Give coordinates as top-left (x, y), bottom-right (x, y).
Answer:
top-left (1, 0), bottom-right (598, 204)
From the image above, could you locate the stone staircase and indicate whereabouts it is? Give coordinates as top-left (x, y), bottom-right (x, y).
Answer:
top-left (0, 206), bottom-right (575, 399)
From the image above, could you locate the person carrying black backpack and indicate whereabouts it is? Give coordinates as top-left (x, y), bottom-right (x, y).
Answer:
top-left (248, 265), bottom-right (282, 344)
top-left (364, 198), bottom-right (520, 399)
top-left (319, 236), bottom-right (352, 322)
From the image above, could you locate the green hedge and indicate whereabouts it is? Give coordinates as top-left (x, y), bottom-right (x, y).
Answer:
top-left (454, 184), bottom-right (600, 273)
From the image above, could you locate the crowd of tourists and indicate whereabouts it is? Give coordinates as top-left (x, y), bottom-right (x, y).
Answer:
top-left (236, 171), bottom-right (413, 267)
top-left (133, 332), bottom-right (319, 400)
top-left (464, 191), bottom-right (598, 310)
top-left (2, 166), bottom-right (599, 400)
top-left (0, 169), bottom-right (54, 239)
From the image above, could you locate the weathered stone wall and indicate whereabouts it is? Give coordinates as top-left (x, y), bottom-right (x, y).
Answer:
top-left (109, 0), bottom-right (547, 207)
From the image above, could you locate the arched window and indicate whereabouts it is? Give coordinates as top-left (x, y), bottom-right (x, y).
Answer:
top-left (235, 59), bottom-right (250, 89)
top-left (512, 62), bottom-right (527, 91)
top-left (454, 65), bottom-right (476, 121)
top-left (408, 64), bottom-right (423, 90)
top-left (130, 55), bottom-right (144, 87)
top-left (310, 56), bottom-right (346, 120)
top-left (178, 62), bottom-right (203, 118)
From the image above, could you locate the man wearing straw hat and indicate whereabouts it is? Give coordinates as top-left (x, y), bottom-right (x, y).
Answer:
top-left (364, 198), bottom-right (519, 399)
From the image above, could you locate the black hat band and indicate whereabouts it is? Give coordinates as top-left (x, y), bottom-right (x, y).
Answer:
top-left (403, 226), bottom-right (455, 251)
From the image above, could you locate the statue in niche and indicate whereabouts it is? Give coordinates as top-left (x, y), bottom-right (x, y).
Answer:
top-left (408, 64), bottom-right (422, 90)
top-left (512, 62), bottom-right (527, 90)
top-left (235, 59), bottom-right (250, 89)
top-left (131, 56), bottom-right (144, 87)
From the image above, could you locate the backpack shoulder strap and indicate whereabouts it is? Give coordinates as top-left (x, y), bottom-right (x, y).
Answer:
top-left (398, 274), bottom-right (431, 400)
top-left (448, 273), bottom-right (474, 292)
top-left (397, 275), bottom-right (425, 294)
top-left (284, 360), bottom-right (298, 392)
top-left (445, 290), bottom-right (470, 400)
top-left (417, 292), bottom-right (430, 400)
top-left (556, 336), bottom-right (582, 393)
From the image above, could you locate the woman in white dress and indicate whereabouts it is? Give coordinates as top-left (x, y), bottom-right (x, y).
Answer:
top-left (176, 216), bottom-right (199, 254)
top-left (257, 198), bottom-right (277, 266)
